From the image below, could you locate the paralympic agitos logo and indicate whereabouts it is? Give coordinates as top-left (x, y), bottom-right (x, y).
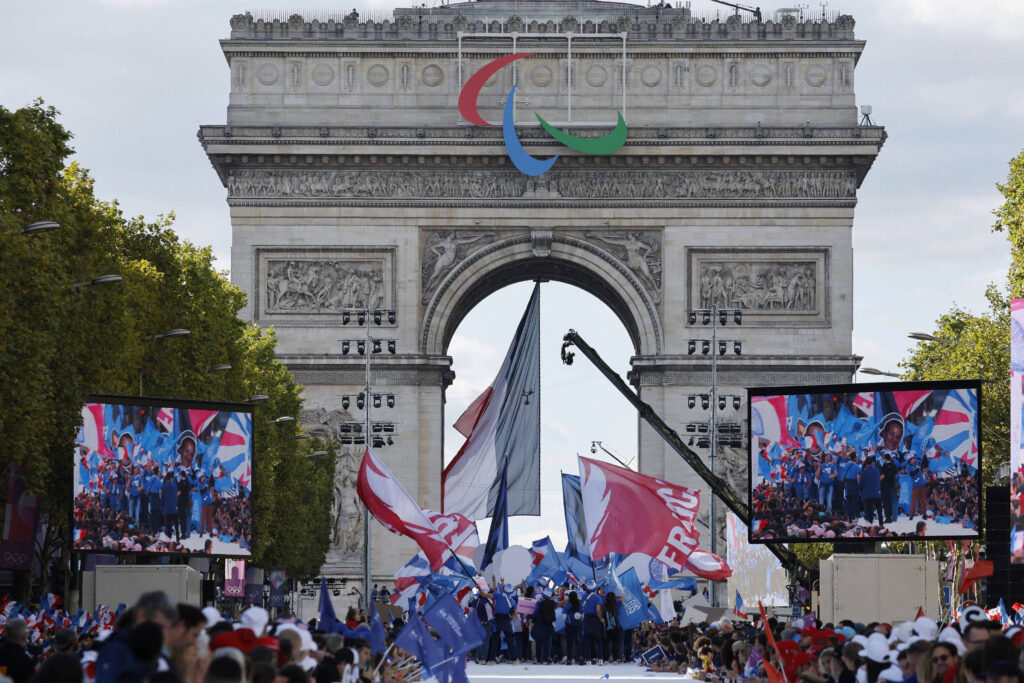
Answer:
top-left (458, 53), bottom-right (628, 176)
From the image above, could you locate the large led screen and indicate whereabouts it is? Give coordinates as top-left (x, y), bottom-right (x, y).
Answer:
top-left (74, 397), bottom-right (253, 556)
top-left (1012, 299), bottom-right (1024, 564)
top-left (748, 380), bottom-right (981, 543)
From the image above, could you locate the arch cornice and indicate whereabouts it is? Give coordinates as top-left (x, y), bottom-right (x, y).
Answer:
top-left (420, 232), bottom-right (663, 356)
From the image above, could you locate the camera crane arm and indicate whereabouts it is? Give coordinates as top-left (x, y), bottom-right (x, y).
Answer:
top-left (708, 0), bottom-right (762, 22)
top-left (560, 329), bottom-right (806, 579)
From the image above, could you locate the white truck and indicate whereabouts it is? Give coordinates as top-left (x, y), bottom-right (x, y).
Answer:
top-left (818, 553), bottom-right (940, 624)
top-left (83, 565), bottom-right (203, 612)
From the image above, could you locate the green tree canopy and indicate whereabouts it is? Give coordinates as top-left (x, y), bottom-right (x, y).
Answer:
top-left (898, 149), bottom-right (1024, 485)
top-left (0, 101), bottom-right (333, 591)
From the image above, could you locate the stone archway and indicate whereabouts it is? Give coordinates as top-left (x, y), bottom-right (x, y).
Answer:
top-left (203, 0), bottom-right (885, 590)
top-left (421, 232), bottom-right (664, 358)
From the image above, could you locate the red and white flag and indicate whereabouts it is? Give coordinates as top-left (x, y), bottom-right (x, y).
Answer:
top-left (684, 549), bottom-right (733, 581)
top-left (750, 396), bottom-right (800, 448)
top-left (578, 456), bottom-right (701, 574)
top-left (443, 284), bottom-right (541, 520)
top-left (357, 448), bottom-right (469, 571)
top-left (852, 392), bottom-right (875, 416)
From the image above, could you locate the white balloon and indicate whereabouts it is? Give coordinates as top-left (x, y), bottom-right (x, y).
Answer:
top-left (496, 545), bottom-right (533, 585)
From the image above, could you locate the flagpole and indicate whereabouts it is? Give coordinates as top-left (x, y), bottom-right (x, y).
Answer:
top-left (364, 304), bottom-right (372, 612)
top-left (372, 643), bottom-right (395, 675)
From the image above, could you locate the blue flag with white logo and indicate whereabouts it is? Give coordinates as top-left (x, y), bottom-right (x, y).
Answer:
top-left (395, 613), bottom-right (446, 673)
top-left (897, 474), bottom-right (912, 514)
top-left (424, 595), bottom-right (481, 657)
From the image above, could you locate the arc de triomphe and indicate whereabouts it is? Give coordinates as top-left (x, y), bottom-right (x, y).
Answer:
top-left (199, 0), bottom-right (884, 583)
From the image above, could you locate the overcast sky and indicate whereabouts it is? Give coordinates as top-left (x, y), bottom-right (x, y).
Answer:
top-left (4, 0), bottom-right (1022, 550)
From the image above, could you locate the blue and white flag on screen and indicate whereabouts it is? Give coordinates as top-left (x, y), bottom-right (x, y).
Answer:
top-left (932, 389), bottom-right (977, 470)
top-left (443, 284), bottom-right (541, 519)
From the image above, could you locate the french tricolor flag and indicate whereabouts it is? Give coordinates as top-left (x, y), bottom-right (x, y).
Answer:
top-left (443, 284), bottom-right (541, 520)
top-left (932, 389), bottom-right (976, 464)
top-left (750, 396), bottom-right (801, 448)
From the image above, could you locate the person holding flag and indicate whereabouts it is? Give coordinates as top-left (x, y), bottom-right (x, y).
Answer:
top-left (581, 580), bottom-right (605, 664)
top-left (487, 583), bottom-right (519, 663)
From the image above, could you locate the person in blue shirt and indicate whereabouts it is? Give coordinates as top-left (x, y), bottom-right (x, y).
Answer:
top-left (198, 475), bottom-right (215, 536)
top-left (817, 453), bottom-right (838, 509)
top-left (859, 456), bottom-right (883, 525)
top-left (792, 463), bottom-right (807, 500)
top-left (128, 466), bottom-right (145, 525)
top-left (581, 580), bottom-right (605, 663)
top-left (842, 452), bottom-right (862, 521)
top-left (907, 455), bottom-right (928, 519)
top-left (146, 467), bottom-right (163, 534)
top-left (488, 582), bottom-right (519, 662)
top-left (160, 473), bottom-right (179, 540)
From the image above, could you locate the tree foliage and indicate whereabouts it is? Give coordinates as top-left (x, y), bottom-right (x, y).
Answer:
top-left (898, 150), bottom-right (1024, 486)
top-left (0, 101), bottom-right (333, 591)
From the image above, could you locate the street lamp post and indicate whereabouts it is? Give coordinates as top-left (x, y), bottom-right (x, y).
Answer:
top-left (139, 328), bottom-right (192, 394)
top-left (860, 367), bottom-right (900, 378)
top-left (339, 306), bottom-right (397, 610)
top-left (687, 305), bottom-right (742, 607)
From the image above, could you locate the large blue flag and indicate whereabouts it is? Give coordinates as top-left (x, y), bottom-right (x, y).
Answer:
top-left (615, 568), bottom-right (662, 628)
top-left (481, 462), bottom-right (509, 572)
top-left (367, 601), bottom-right (387, 654)
top-left (394, 613), bottom-right (446, 674)
top-left (561, 473), bottom-right (590, 561)
top-left (424, 595), bottom-right (482, 657)
top-left (318, 576), bottom-right (338, 632)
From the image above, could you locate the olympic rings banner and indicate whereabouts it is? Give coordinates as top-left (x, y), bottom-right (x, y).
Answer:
top-left (458, 53), bottom-right (628, 176)
top-left (0, 466), bottom-right (38, 571)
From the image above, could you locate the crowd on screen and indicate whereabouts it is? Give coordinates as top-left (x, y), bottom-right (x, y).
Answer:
top-left (73, 406), bottom-right (252, 554)
top-left (752, 412), bottom-right (979, 541)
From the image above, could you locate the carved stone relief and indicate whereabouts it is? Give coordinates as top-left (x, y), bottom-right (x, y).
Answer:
top-left (312, 64), bottom-right (335, 87)
top-left (669, 59), bottom-right (688, 91)
top-left (640, 64), bottom-right (662, 88)
top-left (422, 64), bottom-right (444, 87)
top-left (727, 61), bottom-right (739, 91)
top-left (265, 259), bottom-right (385, 313)
top-left (586, 64), bottom-right (607, 88)
top-left (288, 62), bottom-right (302, 91)
top-left (530, 65), bottom-right (553, 87)
top-left (399, 63), bottom-right (411, 92)
top-left (749, 64), bottom-right (772, 88)
top-left (586, 231), bottom-right (663, 303)
top-left (344, 62), bottom-right (358, 92)
top-left (687, 248), bottom-right (829, 326)
top-left (367, 64), bottom-right (389, 87)
top-left (421, 231), bottom-right (495, 302)
top-left (298, 406), bottom-right (363, 565)
top-left (838, 61), bottom-right (852, 92)
top-left (232, 61), bottom-right (248, 91)
top-left (255, 247), bottom-right (396, 324)
top-left (805, 64), bottom-right (828, 88)
top-left (696, 64), bottom-right (717, 87)
top-left (228, 169), bottom-right (857, 202)
top-left (783, 62), bottom-right (796, 92)
top-left (257, 63), bottom-right (278, 86)
top-left (698, 260), bottom-right (815, 311)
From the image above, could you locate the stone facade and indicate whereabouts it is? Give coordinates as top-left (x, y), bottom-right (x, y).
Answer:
top-left (200, 0), bottom-right (883, 586)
